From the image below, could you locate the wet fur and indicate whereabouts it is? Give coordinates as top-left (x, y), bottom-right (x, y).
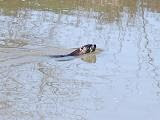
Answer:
top-left (49, 44), bottom-right (96, 58)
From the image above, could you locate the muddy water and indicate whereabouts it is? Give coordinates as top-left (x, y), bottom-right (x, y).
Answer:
top-left (0, 0), bottom-right (160, 120)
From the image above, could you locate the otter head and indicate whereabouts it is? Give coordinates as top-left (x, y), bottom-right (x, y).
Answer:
top-left (79, 44), bottom-right (96, 54)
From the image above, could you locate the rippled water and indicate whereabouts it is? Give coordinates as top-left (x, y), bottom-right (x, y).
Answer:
top-left (0, 0), bottom-right (160, 120)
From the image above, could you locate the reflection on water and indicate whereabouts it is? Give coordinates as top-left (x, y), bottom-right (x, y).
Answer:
top-left (81, 54), bottom-right (96, 63)
top-left (0, 0), bottom-right (160, 120)
top-left (0, 39), bottom-right (28, 48)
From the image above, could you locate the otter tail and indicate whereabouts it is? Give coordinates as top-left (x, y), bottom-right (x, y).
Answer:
top-left (49, 54), bottom-right (69, 58)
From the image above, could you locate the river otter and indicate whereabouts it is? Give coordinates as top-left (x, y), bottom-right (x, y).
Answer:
top-left (49, 44), bottom-right (96, 58)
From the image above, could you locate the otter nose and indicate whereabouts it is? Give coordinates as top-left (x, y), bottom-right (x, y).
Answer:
top-left (90, 44), bottom-right (96, 52)
top-left (94, 44), bottom-right (96, 49)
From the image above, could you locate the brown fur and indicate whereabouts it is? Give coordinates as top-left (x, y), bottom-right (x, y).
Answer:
top-left (68, 44), bottom-right (96, 56)
top-left (49, 44), bottom-right (96, 58)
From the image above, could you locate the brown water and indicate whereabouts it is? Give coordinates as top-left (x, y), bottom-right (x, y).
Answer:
top-left (0, 0), bottom-right (160, 120)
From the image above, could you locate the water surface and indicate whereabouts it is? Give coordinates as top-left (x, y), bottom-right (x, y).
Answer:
top-left (0, 0), bottom-right (160, 120)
